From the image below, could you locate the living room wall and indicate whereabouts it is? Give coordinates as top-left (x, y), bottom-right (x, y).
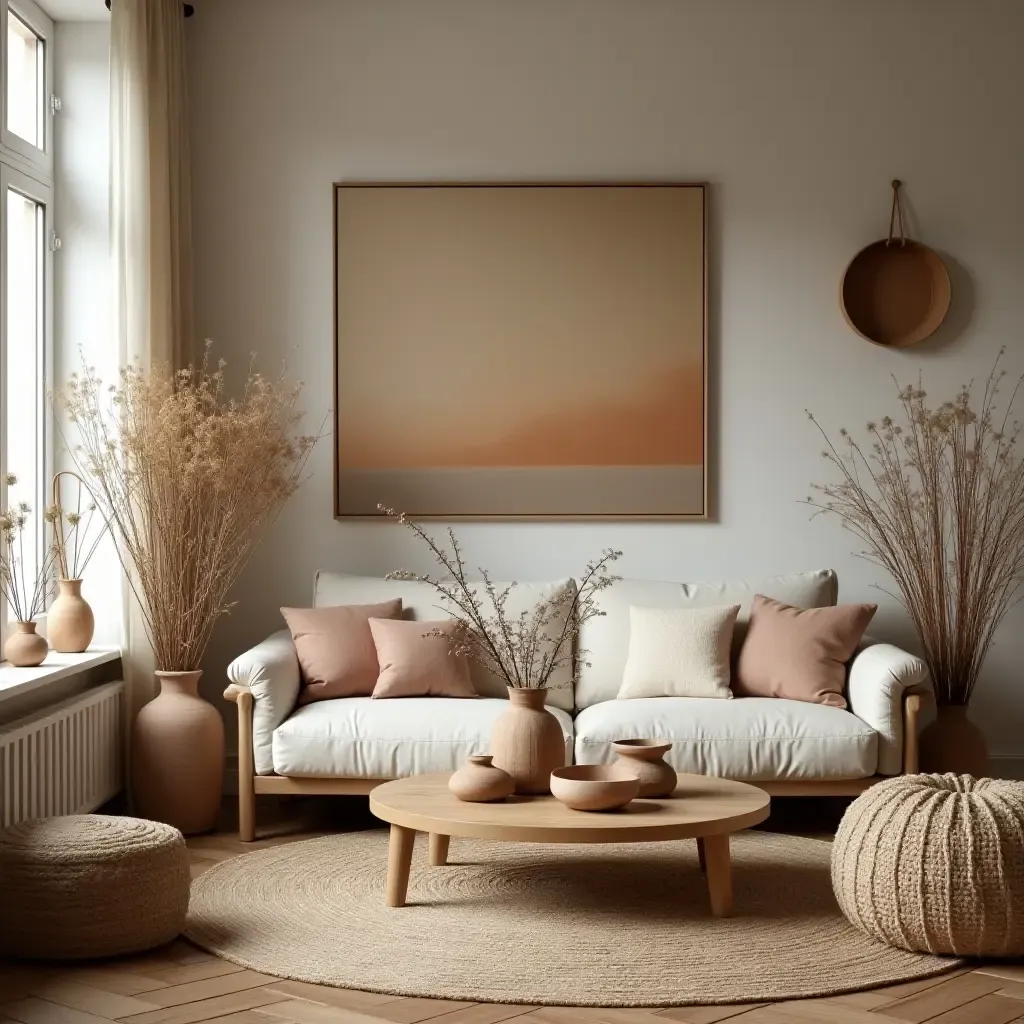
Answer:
top-left (186, 0), bottom-right (1024, 769)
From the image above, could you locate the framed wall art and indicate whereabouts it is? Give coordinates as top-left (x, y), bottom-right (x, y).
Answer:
top-left (333, 182), bottom-right (707, 519)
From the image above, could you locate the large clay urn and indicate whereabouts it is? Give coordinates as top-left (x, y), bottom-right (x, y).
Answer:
top-left (4, 620), bottom-right (48, 667)
top-left (919, 705), bottom-right (989, 777)
top-left (491, 687), bottom-right (566, 794)
top-left (47, 579), bottom-right (95, 653)
top-left (132, 671), bottom-right (225, 835)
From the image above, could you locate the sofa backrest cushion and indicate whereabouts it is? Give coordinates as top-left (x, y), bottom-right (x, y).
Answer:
top-left (313, 572), bottom-right (578, 711)
top-left (574, 569), bottom-right (838, 710)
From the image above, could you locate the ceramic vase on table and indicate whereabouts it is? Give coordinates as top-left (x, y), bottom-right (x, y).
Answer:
top-left (919, 705), bottom-right (989, 777)
top-left (4, 621), bottom-right (48, 667)
top-left (47, 578), bottom-right (95, 653)
top-left (449, 754), bottom-right (515, 802)
top-left (132, 670), bottom-right (225, 835)
top-left (612, 739), bottom-right (677, 797)
top-left (491, 686), bottom-right (566, 794)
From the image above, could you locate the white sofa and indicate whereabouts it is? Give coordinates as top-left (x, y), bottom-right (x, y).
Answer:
top-left (225, 568), bottom-right (931, 841)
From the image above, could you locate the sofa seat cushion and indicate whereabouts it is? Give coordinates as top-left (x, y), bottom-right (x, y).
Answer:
top-left (573, 697), bottom-right (878, 781)
top-left (272, 697), bottom-right (575, 779)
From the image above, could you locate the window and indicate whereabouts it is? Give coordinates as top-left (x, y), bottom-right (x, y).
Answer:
top-left (0, 0), bottom-right (53, 643)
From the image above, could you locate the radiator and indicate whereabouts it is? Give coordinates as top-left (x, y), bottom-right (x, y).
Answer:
top-left (0, 680), bottom-right (126, 828)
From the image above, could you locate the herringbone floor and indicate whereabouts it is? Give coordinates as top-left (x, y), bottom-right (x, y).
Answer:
top-left (1, 798), bottom-right (1022, 1024)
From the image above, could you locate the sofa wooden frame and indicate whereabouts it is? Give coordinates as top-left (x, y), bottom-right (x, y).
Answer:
top-left (224, 684), bottom-right (925, 843)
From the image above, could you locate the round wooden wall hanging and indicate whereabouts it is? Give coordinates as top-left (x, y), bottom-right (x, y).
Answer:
top-left (841, 180), bottom-right (951, 348)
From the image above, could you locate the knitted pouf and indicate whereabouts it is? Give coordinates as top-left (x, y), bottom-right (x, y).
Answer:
top-left (832, 773), bottom-right (1024, 957)
top-left (0, 814), bottom-right (190, 959)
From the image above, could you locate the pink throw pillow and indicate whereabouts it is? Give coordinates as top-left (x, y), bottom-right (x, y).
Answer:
top-left (733, 594), bottom-right (877, 708)
top-left (282, 599), bottom-right (403, 703)
top-left (369, 618), bottom-right (476, 699)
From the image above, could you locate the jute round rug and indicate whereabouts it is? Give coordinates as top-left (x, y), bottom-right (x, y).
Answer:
top-left (185, 830), bottom-right (961, 1006)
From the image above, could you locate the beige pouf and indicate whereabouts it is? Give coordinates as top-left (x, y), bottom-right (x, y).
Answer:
top-left (0, 814), bottom-right (190, 959)
top-left (832, 773), bottom-right (1024, 957)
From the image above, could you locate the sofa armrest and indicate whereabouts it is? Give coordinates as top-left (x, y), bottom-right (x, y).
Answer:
top-left (225, 629), bottom-right (300, 775)
top-left (847, 642), bottom-right (932, 775)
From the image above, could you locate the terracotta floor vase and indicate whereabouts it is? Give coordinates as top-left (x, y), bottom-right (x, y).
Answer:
top-left (491, 687), bottom-right (566, 794)
top-left (612, 739), bottom-right (677, 797)
top-left (132, 671), bottom-right (225, 835)
top-left (919, 705), bottom-right (989, 777)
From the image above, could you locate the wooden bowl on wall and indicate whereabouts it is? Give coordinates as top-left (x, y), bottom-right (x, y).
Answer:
top-left (549, 765), bottom-right (641, 812)
top-left (841, 238), bottom-right (951, 348)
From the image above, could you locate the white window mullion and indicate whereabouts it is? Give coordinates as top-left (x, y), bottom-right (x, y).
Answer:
top-left (1, 0), bottom-right (54, 180)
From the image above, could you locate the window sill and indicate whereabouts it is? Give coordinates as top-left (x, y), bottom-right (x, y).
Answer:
top-left (0, 647), bottom-right (122, 705)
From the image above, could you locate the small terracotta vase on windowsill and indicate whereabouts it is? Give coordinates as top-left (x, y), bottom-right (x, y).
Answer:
top-left (919, 704), bottom-right (989, 777)
top-left (47, 578), bottom-right (95, 653)
top-left (4, 620), bottom-right (48, 667)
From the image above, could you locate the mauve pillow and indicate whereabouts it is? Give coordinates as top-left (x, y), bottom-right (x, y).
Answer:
top-left (370, 618), bottom-right (476, 699)
top-left (733, 594), bottom-right (877, 708)
top-left (281, 599), bottom-right (402, 703)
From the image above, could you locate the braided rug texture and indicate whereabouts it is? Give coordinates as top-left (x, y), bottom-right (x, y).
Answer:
top-left (0, 814), bottom-right (190, 959)
top-left (832, 773), bottom-right (1024, 957)
top-left (186, 829), bottom-right (960, 1006)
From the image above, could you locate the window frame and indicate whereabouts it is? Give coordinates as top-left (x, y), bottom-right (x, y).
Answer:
top-left (0, 0), bottom-right (53, 180)
top-left (0, 162), bottom-right (53, 643)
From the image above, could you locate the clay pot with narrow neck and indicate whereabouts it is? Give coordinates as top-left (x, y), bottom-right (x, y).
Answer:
top-left (47, 579), bottom-right (95, 653)
top-left (919, 705), bottom-right (989, 777)
top-left (4, 620), bottom-right (48, 667)
top-left (449, 754), bottom-right (515, 802)
top-left (490, 687), bottom-right (566, 794)
top-left (132, 670), bottom-right (225, 835)
top-left (612, 739), bottom-right (677, 798)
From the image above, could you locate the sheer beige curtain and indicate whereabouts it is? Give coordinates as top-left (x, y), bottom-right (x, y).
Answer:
top-left (110, 0), bottom-right (194, 705)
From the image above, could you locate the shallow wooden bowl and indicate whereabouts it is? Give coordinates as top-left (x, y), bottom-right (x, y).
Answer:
top-left (549, 764), bottom-right (641, 812)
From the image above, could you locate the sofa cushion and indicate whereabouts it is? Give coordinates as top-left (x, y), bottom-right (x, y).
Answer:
top-left (575, 570), bottom-right (838, 709)
top-left (314, 572), bottom-right (577, 711)
top-left (573, 696), bottom-right (877, 781)
top-left (271, 697), bottom-right (574, 778)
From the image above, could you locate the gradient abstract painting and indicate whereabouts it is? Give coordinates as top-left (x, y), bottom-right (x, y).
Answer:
top-left (334, 183), bottom-right (707, 518)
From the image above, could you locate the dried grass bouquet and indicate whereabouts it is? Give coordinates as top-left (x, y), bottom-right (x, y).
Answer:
top-left (806, 352), bottom-right (1024, 706)
top-left (380, 505), bottom-right (621, 690)
top-left (58, 344), bottom-right (320, 671)
top-left (0, 473), bottom-right (60, 623)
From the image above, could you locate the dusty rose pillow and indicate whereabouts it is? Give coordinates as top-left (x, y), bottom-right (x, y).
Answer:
top-left (733, 594), bottom-right (877, 708)
top-left (281, 599), bottom-right (402, 703)
top-left (370, 618), bottom-right (477, 699)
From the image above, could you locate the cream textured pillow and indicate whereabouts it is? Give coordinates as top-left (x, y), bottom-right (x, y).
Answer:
top-left (617, 604), bottom-right (740, 700)
top-left (370, 618), bottom-right (477, 699)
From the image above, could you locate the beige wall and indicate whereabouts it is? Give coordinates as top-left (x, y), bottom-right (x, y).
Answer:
top-left (187, 0), bottom-right (1024, 767)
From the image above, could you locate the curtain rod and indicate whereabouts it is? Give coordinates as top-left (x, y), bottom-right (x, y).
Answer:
top-left (105, 1), bottom-right (195, 15)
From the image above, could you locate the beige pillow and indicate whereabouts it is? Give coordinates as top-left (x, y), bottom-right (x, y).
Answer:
top-left (282, 599), bottom-right (403, 703)
top-left (370, 618), bottom-right (477, 699)
top-left (734, 594), bottom-right (877, 708)
top-left (617, 604), bottom-right (740, 700)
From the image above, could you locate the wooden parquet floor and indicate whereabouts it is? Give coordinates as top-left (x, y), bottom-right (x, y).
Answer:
top-left (1, 797), bottom-right (1022, 1024)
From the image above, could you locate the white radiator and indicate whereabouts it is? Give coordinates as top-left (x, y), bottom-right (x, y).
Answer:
top-left (0, 681), bottom-right (126, 828)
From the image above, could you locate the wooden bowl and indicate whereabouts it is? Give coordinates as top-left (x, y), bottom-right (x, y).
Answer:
top-left (841, 239), bottom-right (951, 347)
top-left (549, 765), bottom-right (641, 812)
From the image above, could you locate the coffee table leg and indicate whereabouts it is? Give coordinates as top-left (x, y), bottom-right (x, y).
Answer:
top-left (702, 833), bottom-right (733, 918)
top-left (386, 824), bottom-right (416, 907)
top-left (697, 837), bottom-right (706, 874)
top-left (429, 832), bottom-right (450, 867)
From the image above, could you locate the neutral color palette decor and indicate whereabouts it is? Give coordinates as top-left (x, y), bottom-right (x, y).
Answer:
top-left (47, 578), bottom-right (95, 654)
top-left (612, 739), bottom-right (677, 797)
top-left (369, 771), bottom-right (770, 916)
top-left (549, 763), bottom-right (641, 811)
top-left (491, 686), bottom-right (567, 793)
top-left (448, 755), bottom-right (514, 803)
top-left (185, 829), bottom-right (961, 1006)
top-left (0, 815), bottom-right (189, 959)
top-left (832, 772), bottom-right (1024, 957)
top-left (334, 182), bottom-right (708, 518)
top-left (4, 620), bottom-right (48, 667)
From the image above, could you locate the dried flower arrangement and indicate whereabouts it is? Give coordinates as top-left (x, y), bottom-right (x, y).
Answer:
top-left (57, 344), bottom-right (321, 671)
top-left (0, 473), bottom-right (60, 623)
top-left (49, 471), bottom-right (105, 581)
top-left (806, 353), bottom-right (1024, 706)
top-left (379, 505), bottom-right (622, 690)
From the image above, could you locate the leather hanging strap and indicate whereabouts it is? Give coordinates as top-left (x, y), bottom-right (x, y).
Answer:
top-left (887, 179), bottom-right (907, 247)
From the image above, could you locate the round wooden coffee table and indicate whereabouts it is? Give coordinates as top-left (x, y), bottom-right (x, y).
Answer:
top-left (369, 772), bottom-right (770, 917)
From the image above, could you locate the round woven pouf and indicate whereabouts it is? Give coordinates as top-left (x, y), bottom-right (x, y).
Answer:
top-left (832, 774), bottom-right (1024, 957)
top-left (0, 814), bottom-right (190, 959)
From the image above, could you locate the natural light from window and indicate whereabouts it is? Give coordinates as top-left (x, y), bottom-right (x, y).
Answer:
top-left (5, 188), bottom-right (44, 606)
top-left (7, 10), bottom-right (41, 148)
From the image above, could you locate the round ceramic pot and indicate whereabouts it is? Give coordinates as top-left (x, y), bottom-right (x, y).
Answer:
top-left (491, 687), bottom-right (566, 795)
top-left (132, 671), bottom-right (225, 835)
top-left (449, 754), bottom-right (514, 802)
top-left (4, 620), bottom-right (48, 667)
top-left (919, 705), bottom-right (989, 777)
top-left (612, 739), bottom-right (677, 797)
top-left (47, 579), bottom-right (95, 654)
